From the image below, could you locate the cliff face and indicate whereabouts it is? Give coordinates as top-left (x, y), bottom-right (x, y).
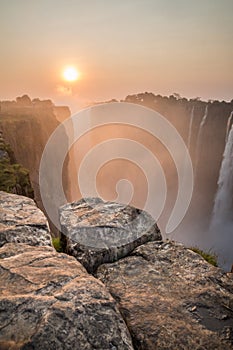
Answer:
top-left (116, 94), bottom-right (233, 270)
top-left (0, 97), bottom-right (72, 233)
top-left (123, 94), bottom-right (233, 227)
top-left (0, 131), bottom-right (33, 198)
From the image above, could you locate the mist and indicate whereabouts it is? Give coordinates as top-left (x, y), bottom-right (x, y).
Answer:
top-left (65, 93), bottom-right (233, 271)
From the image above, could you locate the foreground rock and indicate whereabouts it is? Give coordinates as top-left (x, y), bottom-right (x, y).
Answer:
top-left (0, 191), bottom-right (51, 247)
top-left (97, 241), bottom-right (233, 350)
top-left (0, 243), bottom-right (133, 350)
top-left (60, 198), bottom-right (161, 273)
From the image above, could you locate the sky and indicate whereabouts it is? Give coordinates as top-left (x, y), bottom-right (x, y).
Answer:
top-left (0, 0), bottom-right (233, 111)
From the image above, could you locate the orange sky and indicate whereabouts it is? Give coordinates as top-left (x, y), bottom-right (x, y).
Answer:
top-left (1, 0), bottom-right (233, 112)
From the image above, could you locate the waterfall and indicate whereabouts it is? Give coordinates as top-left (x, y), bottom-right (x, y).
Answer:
top-left (187, 106), bottom-right (194, 151)
top-left (209, 123), bottom-right (233, 270)
top-left (226, 111), bottom-right (233, 142)
top-left (211, 123), bottom-right (233, 226)
top-left (195, 104), bottom-right (209, 174)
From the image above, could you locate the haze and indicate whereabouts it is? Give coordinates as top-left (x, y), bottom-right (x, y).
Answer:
top-left (1, 0), bottom-right (233, 111)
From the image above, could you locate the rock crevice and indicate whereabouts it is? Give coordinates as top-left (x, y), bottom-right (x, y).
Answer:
top-left (0, 192), bottom-right (233, 349)
top-left (97, 241), bottom-right (233, 349)
top-left (0, 243), bottom-right (134, 350)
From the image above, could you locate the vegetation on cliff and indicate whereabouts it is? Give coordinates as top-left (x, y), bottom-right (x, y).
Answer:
top-left (190, 247), bottom-right (218, 267)
top-left (52, 237), bottom-right (64, 252)
top-left (0, 132), bottom-right (34, 198)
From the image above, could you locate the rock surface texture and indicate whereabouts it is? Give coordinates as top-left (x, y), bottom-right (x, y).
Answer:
top-left (59, 198), bottom-right (162, 273)
top-left (0, 243), bottom-right (134, 350)
top-left (97, 241), bottom-right (233, 350)
top-left (1, 191), bottom-right (233, 350)
top-left (0, 191), bottom-right (51, 247)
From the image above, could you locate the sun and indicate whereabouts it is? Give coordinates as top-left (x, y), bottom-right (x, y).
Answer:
top-left (63, 66), bottom-right (79, 82)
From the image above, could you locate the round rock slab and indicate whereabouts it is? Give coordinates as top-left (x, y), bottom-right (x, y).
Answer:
top-left (59, 197), bottom-right (162, 273)
top-left (0, 191), bottom-right (51, 247)
top-left (97, 241), bottom-right (233, 350)
top-left (0, 243), bottom-right (133, 350)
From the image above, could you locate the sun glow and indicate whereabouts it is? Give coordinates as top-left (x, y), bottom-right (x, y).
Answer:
top-left (63, 66), bottom-right (79, 82)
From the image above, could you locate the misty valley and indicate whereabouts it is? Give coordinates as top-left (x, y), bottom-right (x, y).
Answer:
top-left (0, 92), bottom-right (232, 271)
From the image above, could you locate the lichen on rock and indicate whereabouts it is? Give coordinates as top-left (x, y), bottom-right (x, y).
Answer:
top-left (0, 243), bottom-right (134, 350)
top-left (97, 240), bottom-right (233, 349)
top-left (59, 197), bottom-right (162, 273)
top-left (0, 191), bottom-right (51, 247)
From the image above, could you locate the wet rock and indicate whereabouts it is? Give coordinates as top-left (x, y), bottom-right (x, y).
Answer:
top-left (97, 240), bottom-right (233, 350)
top-left (0, 243), bottom-right (133, 350)
top-left (0, 191), bottom-right (51, 247)
top-left (59, 198), bottom-right (161, 273)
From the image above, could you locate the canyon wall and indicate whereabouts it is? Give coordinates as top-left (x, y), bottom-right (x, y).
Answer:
top-left (0, 131), bottom-right (33, 197)
top-left (122, 94), bottom-right (233, 270)
top-left (0, 96), bottom-right (72, 233)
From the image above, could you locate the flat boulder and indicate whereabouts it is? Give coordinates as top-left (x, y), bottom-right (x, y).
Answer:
top-left (97, 240), bottom-right (233, 350)
top-left (59, 197), bottom-right (161, 273)
top-left (0, 243), bottom-right (133, 350)
top-left (0, 191), bottom-right (51, 247)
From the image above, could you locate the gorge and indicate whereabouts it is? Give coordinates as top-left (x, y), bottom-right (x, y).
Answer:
top-left (119, 93), bottom-right (233, 270)
top-left (0, 93), bottom-right (233, 269)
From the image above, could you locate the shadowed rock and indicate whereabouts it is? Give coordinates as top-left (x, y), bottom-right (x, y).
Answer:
top-left (0, 243), bottom-right (133, 350)
top-left (97, 240), bottom-right (233, 350)
top-left (0, 191), bottom-right (51, 247)
top-left (59, 198), bottom-right (162, 273)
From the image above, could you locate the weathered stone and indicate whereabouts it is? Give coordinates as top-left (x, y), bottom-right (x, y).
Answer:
top-left (59, 198), bottom-right (161, 273)
top-left (0, 243), bottom-right (133, 350)
top-left (0, 191), bottom-right (51, 247)
top-left (97, 240), bottom-right (233, 350)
